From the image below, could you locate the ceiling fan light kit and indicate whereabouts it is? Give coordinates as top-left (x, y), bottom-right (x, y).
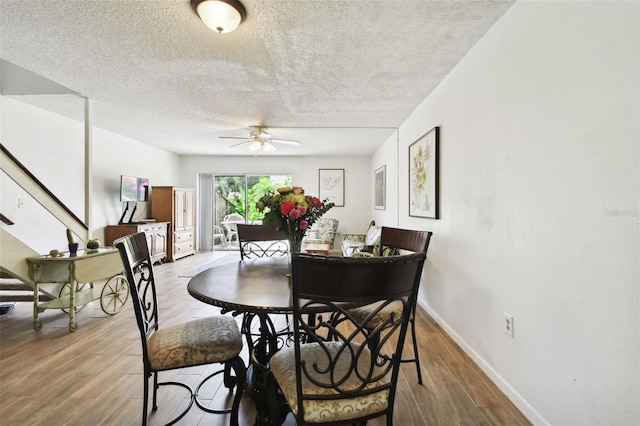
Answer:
top-left (249, 140), bottom-right (277, 152)
top-left (192, 0), bottom-right (246, 34)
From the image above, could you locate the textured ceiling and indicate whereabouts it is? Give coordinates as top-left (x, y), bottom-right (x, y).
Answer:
top-left (0, 0), bottom-right (514, 156)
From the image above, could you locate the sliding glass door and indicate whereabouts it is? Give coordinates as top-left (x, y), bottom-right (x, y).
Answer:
top-left (198, 174), bottom-right (290, 251)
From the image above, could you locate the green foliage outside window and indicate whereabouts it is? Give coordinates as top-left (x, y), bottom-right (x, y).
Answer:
top-left (220, 176), bottom-right (291, 221)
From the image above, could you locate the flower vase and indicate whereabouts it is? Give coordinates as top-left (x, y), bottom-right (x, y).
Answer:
top-left (68, 243), bottom-right (79, 257)
top-left (288, 234), bottom-right (303, 253)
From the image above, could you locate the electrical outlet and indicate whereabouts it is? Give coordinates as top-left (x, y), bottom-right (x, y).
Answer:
top-left (504, 313), bottom-right (514, 337)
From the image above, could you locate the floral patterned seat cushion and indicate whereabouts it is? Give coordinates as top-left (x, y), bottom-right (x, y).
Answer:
top-left (147, 316), bottom-right (242, 371)
top-left (270, 342), bottom-right (390, 423)
top-left (348, 299), bottom-right (412, 329)
top-left (303, 217), bottom-right (339, 246)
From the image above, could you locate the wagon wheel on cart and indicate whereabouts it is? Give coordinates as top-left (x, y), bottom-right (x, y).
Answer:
top-left (59, 283), bottom-right (91, 314)
top-left (100, 274), bottom-right (129, 315)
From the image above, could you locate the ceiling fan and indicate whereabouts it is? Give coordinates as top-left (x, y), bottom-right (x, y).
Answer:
top-left (220, 126), bottom-right (301, 152)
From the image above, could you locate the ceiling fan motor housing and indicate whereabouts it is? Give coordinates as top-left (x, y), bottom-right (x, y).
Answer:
top-left (250, 126), bottom-right (272, 142)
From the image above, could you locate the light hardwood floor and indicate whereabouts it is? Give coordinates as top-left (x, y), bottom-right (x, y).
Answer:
top-left (0, 251), bottom-right (531, 426)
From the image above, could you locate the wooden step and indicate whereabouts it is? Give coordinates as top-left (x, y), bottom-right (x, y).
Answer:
top-left (0, 293), bottom-right (34, 302)
top-left (0, 282), bottom-right (32, 291)
top-left (0, 279), bottom-right (53, 302)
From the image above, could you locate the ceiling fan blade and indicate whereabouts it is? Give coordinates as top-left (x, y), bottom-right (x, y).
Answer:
top-left (229, 141), bottom-right (250, 148)
top-left (220, 136), bottom-right (250, 140)
top-left (263, 142), bottom-right (278, 151)
top-left (271, 139), bottom-right (301, 145)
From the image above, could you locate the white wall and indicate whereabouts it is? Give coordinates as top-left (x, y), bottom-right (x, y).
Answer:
top-left (180, 155), bottom-right (374, 237)
top-left (389, 1), bottom-right (639, 424)
top-left (91, 125), bottom-right (180, 234)
top-left (1, 96), bottom-right (181, 252)
top-left (371, 131), bottom-right (399, 227)
top-left (1, 95), bottom-right (85, 216)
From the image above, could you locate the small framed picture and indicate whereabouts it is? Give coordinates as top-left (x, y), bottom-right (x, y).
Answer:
top-left (374, 165), bottom-right (386, 210)
top-left (319, 168), bottom-right (344, 206)
top-left (409, 127), bottom-right (439, 219)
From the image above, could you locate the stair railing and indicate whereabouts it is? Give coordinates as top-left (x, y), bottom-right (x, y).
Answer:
top-left (1, 143), bottom-right (88, 241)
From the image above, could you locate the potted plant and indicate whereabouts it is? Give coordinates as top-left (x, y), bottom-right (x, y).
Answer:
top-left (86, 239), bottom-right (100, 253)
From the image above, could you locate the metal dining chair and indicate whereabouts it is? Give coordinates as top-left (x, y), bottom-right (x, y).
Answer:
top-left (348, 226), bottom-right (433, 384)
top-left (269, 252), bottom-right (426, 425)
top-left (115, 232), bottom-right (246, 426)
top-left (236, 223), bottom-right (292, 377)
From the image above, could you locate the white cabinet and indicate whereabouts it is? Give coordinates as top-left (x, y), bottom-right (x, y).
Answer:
top-left (105, 222), bottom-right (169, 264)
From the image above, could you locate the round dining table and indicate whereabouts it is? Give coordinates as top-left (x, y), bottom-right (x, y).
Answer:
top-left (187, 256), bottom-right (292, 424)
top-left (187, 256), bottom-right (291, 314)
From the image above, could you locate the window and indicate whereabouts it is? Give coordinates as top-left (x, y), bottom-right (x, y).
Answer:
top-left (198, 174), bottom-right (291, 250)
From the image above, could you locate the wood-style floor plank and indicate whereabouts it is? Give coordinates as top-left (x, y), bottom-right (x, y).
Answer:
top-left (0, 251), bottom-right (531, 425)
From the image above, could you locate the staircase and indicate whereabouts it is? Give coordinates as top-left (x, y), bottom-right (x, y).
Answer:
top-left (0, 278), bottom-right (44, 314)
top-left (0, 278), bottom-right (56, 315)
top-left (0, 228), bottom-right (58, 314)
top-left (1, 143), bottom-right (88, 313)
top-left (0, 277), bottom-right (38, 302)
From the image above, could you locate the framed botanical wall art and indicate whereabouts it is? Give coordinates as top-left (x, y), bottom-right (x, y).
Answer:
top-left (319, 168), bottom-right (344, 206)
top-left (374, 165), bottom-right (386, 210)
top-left (409, 127), bottom-right (439, 219)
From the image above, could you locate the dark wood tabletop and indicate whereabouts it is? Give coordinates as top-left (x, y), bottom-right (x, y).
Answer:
top-left (187, 256), bottom-right (292, 314)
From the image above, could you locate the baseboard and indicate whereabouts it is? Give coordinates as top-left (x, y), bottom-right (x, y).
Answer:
top-left (416, 298), bottom-right (548, 425)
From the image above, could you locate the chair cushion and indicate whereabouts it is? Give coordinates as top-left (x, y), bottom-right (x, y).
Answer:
top-left (348, 300), bottom-right (405, 329)
top-left (147, 316), bottom-right (242, 371)
top-left (305, 218), bottom-right (339, 245)
top-left (270, 342), bottom-right (390, 423)
top-left (372, 243), bottom-right (400, 257)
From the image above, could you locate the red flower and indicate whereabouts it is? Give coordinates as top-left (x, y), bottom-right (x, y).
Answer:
top-left (280, 201), bottom-right (296, 216)
top-left (257, 186), bottom-right (335, 242)
top-left (309, 197), bottom-right (322, 209)
top-left (289, 209), bottom-right (301, 220)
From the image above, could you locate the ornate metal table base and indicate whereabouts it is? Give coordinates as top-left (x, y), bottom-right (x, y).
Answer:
top-left (241, 312), bottom-right (292, 425)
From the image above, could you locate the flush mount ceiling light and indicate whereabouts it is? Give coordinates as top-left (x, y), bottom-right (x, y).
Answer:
top-left (191, 0), bottom-right (246, 34)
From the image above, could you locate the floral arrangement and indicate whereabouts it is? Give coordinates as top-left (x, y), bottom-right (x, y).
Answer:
top-left (257, 186), bottom-right (334, 252)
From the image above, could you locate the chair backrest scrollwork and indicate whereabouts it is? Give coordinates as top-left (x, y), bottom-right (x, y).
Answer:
top-left (282, 252), bottom-right (426, 423)
top-left (237, 224), bottom-right (288, 260)
top-left (114, 232), bottom-right (159, 358)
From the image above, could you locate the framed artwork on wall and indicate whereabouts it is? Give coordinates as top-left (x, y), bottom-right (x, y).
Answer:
top-left (374, 165), bottom-right (386, 210)
top-left (319, 168), bottom-right (344, 207)
top-left (409, 126), bottom-right (439, 219)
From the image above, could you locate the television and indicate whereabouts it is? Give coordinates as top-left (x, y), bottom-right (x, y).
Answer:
top-left (120, 175), bottom-right (149, 202)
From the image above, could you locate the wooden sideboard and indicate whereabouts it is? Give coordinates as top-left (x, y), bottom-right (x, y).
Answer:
top-left (105, 222), bottom-right (169, 264)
